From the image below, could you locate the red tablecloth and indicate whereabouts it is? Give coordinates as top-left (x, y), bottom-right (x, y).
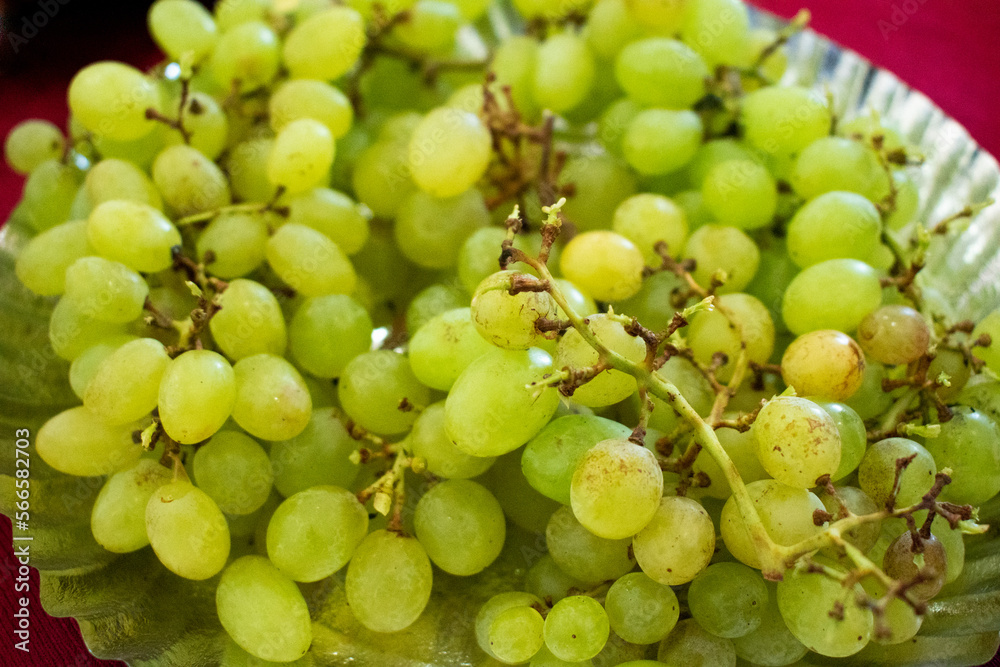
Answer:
top-left (1, 1), bottom-right (999, 665)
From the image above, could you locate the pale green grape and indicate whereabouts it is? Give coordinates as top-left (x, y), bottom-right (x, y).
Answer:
top-left (228, 138), bottom-right (278, 203)
top-left (546, 505), bottom-right (634, 583)
top-left (266, 485), bottom-right (368, 582)
top-left (687, 292), bottom-right (775, 382)
top-left (270, 79), bottom-right (353, 139)
top-left (483, 447), bottom-right (561, 533)
top-left (410, 308), bottom-right (494, 391)
top-left (657, 618), bottom-right (736, 667)
top-left (148, 0), bottom-right (218, 61)
top-left (216, 556), bottom-right (312, 662)
top-left (790, 137), bottom-right (889, 203)
top-left (542, 596), bottom-right (608, 663)
top-left (265, 223), bottom-right (357, 297)
top-left (85, 157), bottom-right (161, 208)
top-left (819, 485), bottom-right (881, 553)
top-left (410, 401), bottom-right (495, 479)
top-left (972, 308), bottom-right (1000, 374)
top-left (476, 592), bottom-right (545, 659)
top-left (741, 86), bottom-right (832, 155)
top-left (15, 220), bottom-right (92, 296)
top-left (701, 159), bottom-right (778, 230)
top-left (786, 191), bottom-right (882, 268)
top-left (559, 154), bottom-right (637, 231)
top-left (819, 402), bottom-right (867, 481)
top-left (338, 350), bottom-right (430, 435)
top-left (48, 297), bottom-right (128, 361)
top-left (533, 32), bottom-right (596, 113)
top-left (392, 0), bottom-right (460, 53)
top-left (21, 159), bottom-right (82, 232)
top-left (570, 438), bottom-right (662, 539)
top-left (395, 188), bottom-right (490, 269)
top-left (597, 98), bottom-right (642, 157)
top-left (406, 283), bottom-right (469, 334)
top-left (4, 119), bottom-right (64, 174)
top-left (84, 338), bottom-right (169, 425)
top-left (721, 480), bottom-right (824, 569)
top-left (634, 496), bottom-right (715, 584)
top-left (352, 139), bottom-right (417, 218)
top-left (860, 577), bottom-right (922, 646)
top-left (857, 304), bottom-right (930, 366)
top-left (782, 259), bottom-right (882, 335)
top-left (209, 279), bottom-right (287, 361)
top-left (886, 169), bottom-right (921, 230)
top-left (456, 227), bottom-right (543, 294)
top-left (63, 256), bottom-right (148, 324)
top-left (471, 271), bottom-right (557, 349)
top-left (559, 231), bottom-right (644, 303)
top-left (732, 582), bottom-right (807, 666)
top-left (146, 480), bottom-right (230, 580)
top-left (490, 605), bottom-right (545, 664)
top-left (845, 357), bottom-right (894, 419)
top-left (927, 347), bottom-right (972, 401)
top-left (408, 107), bottom-right (491, 198)
top-left (604, 572), bottom-right (680, 645)
top-left (445, 348), bottom-right (560, 457)
top-left (525, 554), bottom-right (588, 605)
top-left (777, 565), bottom-right (873, 657)
top-left (615, 38), bottom-right (708, 109)
top-left (163, 92), bottom-right (229, 159)
top-left (923, 407), bottom-right (1000, 505)
top-left (345, 530), bottom-right (433, 633)
top-left (69, 61), bottom-right (160, 140)
top-left (158, 350), bottom-right (236, 444)
top-left (958, 378), bottom-right (1000, 426)
top-left (858, 437), bottom-right (937, 509)
top-left (682, 0), bottom-right (750, 67)
top-left (91, 459), bottom-right (172, 553)
top-left (623, 109), bottom-right (702, 175)
top-left (69, 335), bottom-right (137, 399)
top-left (414, 479), bottom-right (505, 576)
top-left (232, 354), bottom-right (312, 441)
top-left (37, 406), bottom-right (141, 476)
top-left (88, 121), bottom-right (165, 170)
top-left (686, 139), bottom-right (762, 188)
top-left (193, 431), bottom-right (273, 515)
top-left (688, 562), bottom-right (768, 638)
top-left (86, 200), bottom-right (181, 273)
top-left (611, 194), bottom-right (688, 267)
top-left (283, 6), bottom-right (365, 80)
top-left (530, 646), bottom-right (593, 666)
top-left (153, 144), bottom-right (231, 218)
top-left (780, 329), bottom-right (865, 401)
top-left (691, 421), bottom-right (769, 499)
top-left (285, 188), bottom-right (369, 255)
top-left (288, 294), bottom-right (372, 379)
top-left (210, 21), bottom-right (280, 92)
top-left (588, 0), bottom-right (642, 59)
top-left (648, 356), bottom-right (715, 433)
top-left (684, 224), bottom-right (760, 294)
top-left (270, 408), bottom-right (360, 496)
top-left (267, 119), bottom-right (334, 194)
top-left (196, 212), bottom-right (269, 278)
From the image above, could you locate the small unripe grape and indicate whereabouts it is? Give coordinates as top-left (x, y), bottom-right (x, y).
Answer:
top-left (857, 305), bottom-right (931, 366)
top-left (4, 119), bottom-right (64, 174)
top-left (781, 329), bottom-right (866, 401)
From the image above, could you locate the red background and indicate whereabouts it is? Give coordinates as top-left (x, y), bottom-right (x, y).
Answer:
top-left (2, 0), bottom-right (999, 665)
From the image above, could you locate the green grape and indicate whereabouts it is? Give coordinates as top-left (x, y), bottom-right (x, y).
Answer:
top-left (972, 308), bottom-right (1000, 374)
top-left (232, 354), bottom-right (312, 441)
top-left (216, 556), bottom-right (312, 662)
top-left (148, 0), bottom-right (218, 61)
top-left (777, 565), bottom-right (873, 657)
top-left (193, 431), bottom-right (273, 515)
top-left (14, 219), bottom-right (91, 296)
top-left (530, 646), bottom-right (593, 666)
top-left (266, 485), bottom-right (368, 582)
top-left (352, 140), bottom-right (417, 218)
top-left (269, 408), bottom-right (359, 497)
top-left (48, 297), bottom-right (128, 361)
top-left (285, 188), bottom-right (369, 256)
top-left (91, 459), bottom-right (172, 553)
top-left (196, 212), bottom-right (269, 278)
top-left (86, 200), bottom-right (181, 273)
top-left (63, 256), bottom-right (148, 324)
top-left (210, 21), bottom-right (280, 92)
top-left (886, 169), bottom-right (921, 230)
top-left (927, 347), bottom-right (971, 401)
top-left (818, 402), bottom-right (867, 481)
top-left (604, 572), bottom-right (680, 645)
top-left (721, 480), bottom-right (825, 569)
top-left (693, 421), bottom-right (769, 498)
top-left (84, 338), bottom-right (169, 425)
top-left (490, 605), bottom-right (545, 664)
top-left (781, 329), bottom-right (866, 401)
top-left (153, 144), bottom-right (231, 217)
top-left (634, 496), bottom-right (715, 584)
top-left (525, 554), bottom-right (588, 605)
top-left (684, 224), bottom-right (760, 294)
top-left (476, 592), bottom-right (545, 659)
top-left (395, 188), bottom-right (490, 269)
top-left (858, 437), bottom-right (937, 509)
top-left (958, 378), bottom-right (1000, 426)
top-left (688, 562), bottom-right (768, 639)
top-left (623, 109), bottom-right (703, 175)
top-left (657, 618), bottom-right (737, 667)
top-left (700, 159), bottom-right (778, 230)
top-left (687, 292), bottom-right (775, 382)
top-left (597, 98), bottom-right (642, 157)
top-left (611, 194), bottom-right (688, 267)
top-left (338, 350), bottom-right (430, 435)
top-left (158, 350), bottom-right (236, 444)
top-left (457, 227), bottom-right (544, 294)
top-left (512, 0), bottom-right (590, 18)
top-left (410, 308), bottom-right (494, 391)
top-left (410, 401), bottom-right (495, 479)
top-left (345, 530), bottom-right (433, 633)
top-left (408, 107), bottom-right (491, 198)
top-left (523, 415), bottom-right (631, 504)
top-left (146, 480), bottom-right (230, 580)
top-left (682, 0), bottom-right (750, 66)
top-left (790, 137), bottom-right (889, 203)
top-left (21, 159), bottom-right (83, 232)
top-left (786, 191), bottom-right (882, 268)
top-left (392, 0), bottom-right (460, 53)
top-left (445, 347), bottom-right (560, 457)
top-left (648, 356), bottom-right (715, 433)
top-left (845, 357), bottom-right (894, 419)
top-left (923, 407), bottom-right (1000, 505)
top-left (491, 35), bottom-right (540, 118)
top-left (819, 485), bottom-right (881, 553)
top-left (414, 479), bottom-right (505, 575)
top-left (546, 505), bottom-right (634, 583)
top-left (559, 154), bottom-right (637, 231)
top-left (554, 279), bottom-right (598, 320)
top-left (612, 271), bottom-right (684, 333)
top-left (208, 279), bottom-right (287, 361)
top-left (283, 6), bottom-right (365, 80)
top-left (857, 304), bottom-right (930, 366)
top-left (570, 438), bottom-right (662, 539)
top-left (741, 86), bottom-right (832, 155)
top-left (267, 118), bottom-right (335, 194)
top-left (533, 32), bottom-right (596, 113)
top-left (214, 0), bottom-right (270, 30)
top-left (288, 294), bottom-right (372, 379)
top-left (782, 259), bottom-right (882, 335)
top-left (270, 79), bottom-right (353, 139)
top-left (162, 92), bottom-right (229, 159)
top-left (220, 636), bottom-right (315, 666)
top-left (68, 61), bottom-right (160, 140)
top-left (615, 38), bottom-right (708, 109)
top-left (89, 121), bottom-right (166, 170)
top-left (471, 270), bottom-right (557, 349)
top-left (543, 596), bottom-right (608, 663)
top-left (559, 231), bottom-right (644, 303)
top-left (405, 283), bottom-right (469, 334)
top-left (83, 157), bottom-right (160, 210)
top-left (482, 447), bottom-right (562, 533)
top-left (839, 114), bottom-right (905, 152)
top-left (4, 119), bottom-right (64, 174)
top-left (587, 0), bottom-right (643, 59)
top-left (860, 576), bottom-right (922, 646)
top-left (37, 406), bottom-right (141, 476)
top-left (227, 138), bottom-right (278, 203)
top-left (732, 582), bottom-right (807, 666)
top-left (69, 335), bottom-right (137, 399)
top-left (265, 223), bottom-right (357, 297)
top-left (686, 139), bottom-right (761, 188)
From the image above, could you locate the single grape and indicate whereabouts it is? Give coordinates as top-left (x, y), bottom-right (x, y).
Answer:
top-left (410, 402), bottom-right (495, 479)
top-left (845, 357), bottom-right (895, 420)
top-left (684, 224), bottom-right (760, 294)
top-left (687, 292), bottom-right (775, 382)
top-left (265, 223), bottom-right (357, 297)
top-left (338, 350), bottom-right (430, 435)
top-left (227, 138), bottom-right (278, 203)
top-left (270, 79), bottom-right (354, 139)
top-left (688, 562), bottom-right (769, 638)
top-left (702, 159), bottom-right (778, 230)
top-left (741, 85), bottom-right (832, 155)
top-left (37, 406), bottom-right (141, 477)
top-left (604, 572), bottom-right (680, 645)
top-left (410, 307), bottom-right (494, 391)
top-left (283, 6), bottom-right (365, 80)
top-left (86, 200), bottom-right (181, 273)
top-left (857, 305), bottom-right (931, 366)
top-left (790, 137), bottom-right (889, 203)
top-left (777, 565), bottom-right (873, 657)
top-left (395, 188), bottom-right (490, 269)
top-left (818, 402), bottom-right (868, 481)
top-left (476, 592), bottom-right (545, 660)
top-left (209, 279), bottom-right (287, 361)
top-left (85, 157), bottom-right (162, 208)
top-left (345, 530), bottom-right (433, 633)
top-left (158, 350), bottom-right (236, 445)
top-left (623, 109), bottom-right (703, 176)
top-left (152, 144), bottom-right (231, 217)
top-left (546, 506), bottom-right (635, 584)
top-left (162, 92), bottom-right (228, 159)
top-left (148, 0), bottom-right (218, 61)
top-left (193, 431), bottom-right (273, 515)
top-left (785, 191), bottom-right (882, 268)
top-left (633, 496), bottom-right (715, 585)
top-left (819, 486), bottom-right (881, 553)
top-left (288, 294), bottom-right (372, 379)
top-left (611, 193), bottom-right (689, 267)
top-left (14, 219), bottom-right (91, 296)
top-left (408, 107), bottom-right (491, 198)
top-left (68, 61), bottom-right (160, 141)
top-left (781, 330), bottom-right (866, 401)
top-left (525, 554), bottom-right (588, 605)
top-left (91, 459), bottom-right (172, 553)
top-left (472, 271), bottom-right (558, 350)
top-left (146, 480), bottom-right (230, 580)
top-left (615, 38), bottom-right (709, 109)
top-left (232, 354), bottom-right (312, 441)
top-left (922, 407), bottom-right (1000, 505)
top-left (656, 618), bottom-right (737, 667)
top-left (84, 338), bottom-right (169, 425)
top-left (352, 139), bottom-right (417, 218)
top-left (533, 32), bottom-right (596, 113)
top-left (782, 258), bottom-right (882, 335)
top-left (48, 298), bottom-right (129, 361)
top-left (559, 154), bottom-right (637, 232)
top-left (489, 605), bottom-right (545, 664)
top-left (210, 21), bottom-right (280, 92)
top-left (414, 479), bottom-right (506, 576)
top-left (732, 582), bottom-right (807, 666)
top-left (858, 437), bottom-right (937, 509)
top-left (4, 119), bottom-right (64, 174)
top-left (269, 407), bottom-right (360, 497)
top-left (682, 0), bottom-right (751, 67)
top-left (927, 348), bottom-right (972, 401)
top-left (559, 231), bottom-right (644, 303)
top-left (543, 596), bottom-right (609, 663)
